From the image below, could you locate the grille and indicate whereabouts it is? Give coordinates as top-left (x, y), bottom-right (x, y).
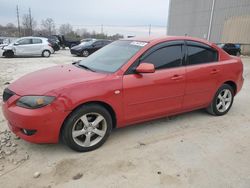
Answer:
top-left (3, 88), bottom-right (15, 102)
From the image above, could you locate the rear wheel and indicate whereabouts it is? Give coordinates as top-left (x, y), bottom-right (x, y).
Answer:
top-left (42, 50), bottom-right (51, 57)
top-left (206, 84), bottom-right (234, 116)
top-left (62, 104), bottom-right (112, 152)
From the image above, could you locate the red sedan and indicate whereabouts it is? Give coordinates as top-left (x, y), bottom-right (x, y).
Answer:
top-left (2, 36), bottom-right (244, 152)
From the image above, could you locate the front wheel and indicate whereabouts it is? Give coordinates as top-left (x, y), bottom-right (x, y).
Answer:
top-left (206, 84), bottom-right (234, 116)
top-left (81, 50), bottom-right (89, 57)
top-left (61, 104), bottom-right (112, 152)
top-left (4, 50), bottom-right (14, 58)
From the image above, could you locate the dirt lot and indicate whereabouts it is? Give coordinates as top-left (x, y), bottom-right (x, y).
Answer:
top-left (0, 50), bottom-right (249, 188)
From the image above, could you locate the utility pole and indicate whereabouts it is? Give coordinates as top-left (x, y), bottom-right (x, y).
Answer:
top-left (166, 0), bottom-right (172, 35)
top-left (149, 24), bottom-right (151, 36)
top-left (207, 0), bottom-right (216, 41)
top-left (16, 5), bottom-right (21, 37)
top-left (29, 8), bottom-right (32, 35)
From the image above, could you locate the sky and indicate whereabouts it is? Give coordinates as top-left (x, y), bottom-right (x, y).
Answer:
top-left (0, 0), bottom-right (170, 36)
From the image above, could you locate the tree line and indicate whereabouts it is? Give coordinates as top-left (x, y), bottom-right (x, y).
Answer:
top-left (0, 16), bottom-right (123, 40)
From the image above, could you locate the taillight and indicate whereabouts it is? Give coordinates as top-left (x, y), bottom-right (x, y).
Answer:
top-left (48, 43), bottom-right (52, 47)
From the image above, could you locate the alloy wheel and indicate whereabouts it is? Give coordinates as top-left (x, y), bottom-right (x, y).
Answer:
top-left (216, 89), bottom-right (232, 113)
top-left (72, 112), bottom-right (107, 147)
top-left (82, 50), bottom-right (89, 57)
top-left (43, 51), bottom-right (50, 57)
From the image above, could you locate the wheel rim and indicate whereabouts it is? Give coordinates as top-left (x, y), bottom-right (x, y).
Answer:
top-left (82, 50), bottom-right (89, 57)
top-left (216, 89), bottom-right (232, 113)
top-left (44, 51), bottom-right (50, 57)
top-left (72, 113), bottom-right (107, 147)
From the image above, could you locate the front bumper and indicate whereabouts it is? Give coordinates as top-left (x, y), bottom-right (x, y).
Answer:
top-left (2, 94), bottom-right (70, 144)
top-left (70, 49), bottom-right (81, 56)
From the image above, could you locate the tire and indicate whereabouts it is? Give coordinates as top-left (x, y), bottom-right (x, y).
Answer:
top-left (61, 104), bottom-right (112, 152)
top-left (81, 50), bottom-right (89, 57)
top-left (42, 50), bottom-right (51, 57)
top-left (206, 84), bottom-right (234, 116)
top-left (4, 50), bottom-right (14, 58)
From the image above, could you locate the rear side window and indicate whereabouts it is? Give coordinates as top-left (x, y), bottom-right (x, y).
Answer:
top-left (187, 41), bottom-right (218, 65)
top-left (142, 45), bottom-right (183, 70)
top-left (32, 39), bottom-right (42, 44)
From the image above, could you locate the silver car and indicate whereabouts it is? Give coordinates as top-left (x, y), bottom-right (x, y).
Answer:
top-left (2, 37), bottom-right (54, 58)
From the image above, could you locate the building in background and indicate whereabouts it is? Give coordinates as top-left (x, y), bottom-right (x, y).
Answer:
top-left (167, 0), bottom-right (250, 54)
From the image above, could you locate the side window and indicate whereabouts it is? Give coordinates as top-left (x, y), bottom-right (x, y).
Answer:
top-left (103, 41), bottom-right (110, 45)
top-left (32, 39), bottom-right (42, 44)
top-left (93, 41), bottom-right (102, 47)
top-left (187, 45), bottom-right (218, 65)
top-left (142, 45), bottom-right (183, 70)
top-left (18, 39), bottom-right (32, 45)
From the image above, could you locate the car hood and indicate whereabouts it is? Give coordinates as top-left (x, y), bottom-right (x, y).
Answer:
top-left (3, 44), bottom-right (13, 50)
top-left (8, 64), bottom-right (108, 96)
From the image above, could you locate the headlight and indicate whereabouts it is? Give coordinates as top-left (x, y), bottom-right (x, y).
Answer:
top-left (16, 96), bottom-right (55, 109)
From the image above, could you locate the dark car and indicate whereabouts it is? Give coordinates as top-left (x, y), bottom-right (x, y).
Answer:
top-left (218, 43), bottom-right (241, 56)
top-left (47, 38), bottom-right (60, 51)
top-left (70, 40), bottom-right (112, 57)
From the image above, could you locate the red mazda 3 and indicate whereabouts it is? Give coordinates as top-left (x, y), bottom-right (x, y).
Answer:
top-left (2, 36), bottom-right (244, 152)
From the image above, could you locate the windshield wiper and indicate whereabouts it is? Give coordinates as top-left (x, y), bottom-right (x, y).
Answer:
top-left (74, 62), bottom-right (95, 72)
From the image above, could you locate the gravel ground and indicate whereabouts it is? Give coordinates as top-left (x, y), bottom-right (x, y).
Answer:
top-left (0, 50), bottom-right (249, 188)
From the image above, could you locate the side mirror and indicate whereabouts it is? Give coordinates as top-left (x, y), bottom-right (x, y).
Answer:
top-left (136, 63), bottom-right (155, 73)
top-left (14, 42), bottom-right (19, 46)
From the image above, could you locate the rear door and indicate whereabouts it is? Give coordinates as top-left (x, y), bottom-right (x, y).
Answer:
top-left (31, 38), bottom-right (43, 55)
top-left (123, 41), bottom-right (186, 123)
top-left (183, 41), bottom-right (221, 110)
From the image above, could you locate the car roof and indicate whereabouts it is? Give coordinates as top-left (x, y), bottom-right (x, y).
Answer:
top-left (122, 36), bottom-right (214, 46)
top-left (18, 36), bottom-right (48, 40)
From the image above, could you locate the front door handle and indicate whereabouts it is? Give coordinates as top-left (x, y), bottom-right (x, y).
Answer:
top-left (171, 75), bottom-right (183, 80)
top-left (210, 69), bottom-right (220, 74)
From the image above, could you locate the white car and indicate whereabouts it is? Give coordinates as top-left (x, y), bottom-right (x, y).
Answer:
top-left (2, 37), bottom-right (54, 58)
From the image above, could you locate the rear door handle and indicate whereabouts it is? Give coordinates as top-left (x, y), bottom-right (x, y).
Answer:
top-left (171, 75), bottom-right (183, 80)
top-left (210, 69), bottom-right (220, 74)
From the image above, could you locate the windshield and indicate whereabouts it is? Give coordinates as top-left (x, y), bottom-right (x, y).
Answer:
top-left (78, 40), bottom-right (147, 73)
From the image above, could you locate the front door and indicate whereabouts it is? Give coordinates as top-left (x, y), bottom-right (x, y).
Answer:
top-left (14, 38), bottom-right (33, 55)
top-left (123, 41), bottom-right (186, 124)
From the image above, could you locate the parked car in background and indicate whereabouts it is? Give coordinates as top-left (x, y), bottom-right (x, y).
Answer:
top-left (218, 43), bottom-right (241, 56)
top-left (47, 38), bottom-right (60, 52)
top-left (2, 37), bottom-right (54, 58)
top-left (2, 36), bottom-right (244, 152)
top-left (70, 39), bottom-right (112, 57)
top-left (80, 38), bottom-right (96, 43)
top-left (51, 35), bottom-right (80, 49)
